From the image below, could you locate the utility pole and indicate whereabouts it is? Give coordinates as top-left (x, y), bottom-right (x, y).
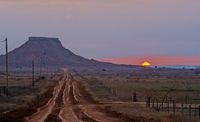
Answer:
top-left (39, 56), bottom-right (42, 77)
top-left (3, 38), bottom-right (9, 96)
top-left (32, 60), bottom-right (35, 86)
top-left (46, 55), bottom-right (48, 76)
top-left (6, 38), bottom-right (8, 96)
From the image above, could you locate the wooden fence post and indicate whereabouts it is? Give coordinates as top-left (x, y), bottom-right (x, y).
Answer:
top-left (156, 99), bottom-right (159, 111)
top-left (181, 103), bottom-right (184, 115)
top-left (169, 97), bottom-right (172, 103)
top-left (132, 92), bottom-right (137, 102)
top-left (146, 97), bottom-right (148, 108)
top-left (189, 105), bottom-right (191, 116)
top-left (3, 87), bottom-right (6, 95)
top-left (198, 105), bottom-right (200, 119)
top-left (194, 105), bottom-right (197, 117)
top-left (146, 97), bottom-right (151, 108)
top-left (185, 95), bottom-right (188, 104)
top-left (152, 98), bottom-right (155, 108)
top-left (112, 89), bottom-right (117, 97)
top-left (173, 100), bottom-right (175, 114)
top-left (167, 100), bottom-right (170, 113)
top-left (185, 104), bottom-right (188, 114)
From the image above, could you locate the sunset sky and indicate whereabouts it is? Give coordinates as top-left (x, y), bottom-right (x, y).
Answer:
top-left (98, 56), bottom-right (200, 66)
top-left (0, 0), bottom-right (200, 65)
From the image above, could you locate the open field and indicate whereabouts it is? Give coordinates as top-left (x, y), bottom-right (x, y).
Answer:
top-left (0, 67), bottom-right (200, 122)
top-left (0, 72), bottom-right (62, 114)
top-left (73, 67), bottom-right (200, 102)
top-left (72, 67), bottom-right (200, 122)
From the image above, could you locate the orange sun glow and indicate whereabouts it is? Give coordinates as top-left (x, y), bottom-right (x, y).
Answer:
top-left (142, 61), bottom-right (152, 67)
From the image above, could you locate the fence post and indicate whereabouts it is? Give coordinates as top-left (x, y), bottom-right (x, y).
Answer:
top-left (156, 99), bottom-right (159, 111)
top-left (169, 97), bottom-right (172, 103)
top-left (185, 95), bottom-right (188, 104)
top-left (146, 97), bottom-right (148, 108)
top-left (167, 100), bottom-right (170, 113)
top-left (199, 105), bottom-right (200, 119)
top-left (132, 92), bottom-right (137, 102)
top-left (161, 101), bottom-right (164, 112)
top-left (152, 98), bottom-right (155, 108)
top-left (112, 89), bottom-right (117, 97)
top-left (146, 97), bottom-right (150, 108)
top-left (189, 105), bottom-right (191, 116)
top-left (181, 103), bottom-right (184, 115)
top-left (194, 105), bottom-right (197, 117)
top-left (173, 100), bottom-right (175, 114)
top-left (3, 87), bottom-right (6, 95)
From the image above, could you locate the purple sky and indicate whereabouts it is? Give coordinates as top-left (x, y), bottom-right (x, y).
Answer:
top-left (0, 0), bottom-right (200, 59)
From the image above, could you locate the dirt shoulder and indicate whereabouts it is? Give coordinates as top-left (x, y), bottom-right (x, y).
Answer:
top-left (0, 75), bottom-right (61, 122)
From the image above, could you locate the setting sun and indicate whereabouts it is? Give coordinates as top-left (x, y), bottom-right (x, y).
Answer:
top-left (142, 61), bottom-right (152, 67)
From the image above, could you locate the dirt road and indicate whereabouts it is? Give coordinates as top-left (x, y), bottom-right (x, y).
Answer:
top-left (25, 71), bottom-right (122, 122)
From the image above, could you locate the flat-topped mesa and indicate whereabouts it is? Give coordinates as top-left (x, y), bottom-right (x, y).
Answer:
top-left (28, 37), bottom-right (61, 44)
top-left (0, 36), bottom-right (116, 69)
top-left (26, 37), bottom-right (64, 50)
top-left (29, 37), bottom-right (59, 41)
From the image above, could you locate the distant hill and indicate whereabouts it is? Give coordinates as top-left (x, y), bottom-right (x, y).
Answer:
top-left (0, 37), bottom-right (133, 70)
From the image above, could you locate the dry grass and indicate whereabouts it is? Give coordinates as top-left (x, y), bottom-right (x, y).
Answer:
top-left (76, 68), bottom-right (200, 103)
top-left (72, 67), bottom-right (200, 122)
top-left (104, 103), bottom-right (199, 122)
top-left (0, 73), bottom-right (62, 112)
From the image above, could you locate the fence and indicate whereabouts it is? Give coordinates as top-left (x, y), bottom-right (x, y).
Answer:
top-left (146, 96), bottom-right (200, 118)
top-left (111, 90), bottom-right (200, 119)
top-left (0, 87), bottom-right (7, 95)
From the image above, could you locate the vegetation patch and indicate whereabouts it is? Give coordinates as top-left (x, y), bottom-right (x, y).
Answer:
top-left (0, 81), bottom-right (57, 122)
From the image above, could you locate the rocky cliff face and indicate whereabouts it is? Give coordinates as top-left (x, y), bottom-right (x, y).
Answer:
top-left (0, 37), bottom-right (113, 69)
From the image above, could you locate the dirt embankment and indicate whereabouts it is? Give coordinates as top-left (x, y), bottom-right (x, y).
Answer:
top-left (0, 80), bottom-right (58, 122)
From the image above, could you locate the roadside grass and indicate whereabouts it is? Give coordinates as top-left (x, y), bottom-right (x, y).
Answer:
top-left (104, 103), bottom-right (200, 122)
top-left (75, 68), bottom-right (200, 103)
top-left (0, 74), bottom-right (62, 113)
top-left (73, 68), bottom-right (200, 121)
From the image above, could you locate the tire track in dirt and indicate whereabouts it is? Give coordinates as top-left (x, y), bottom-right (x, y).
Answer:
top-left (44, 81), bottom-right (66, 122)
top-left (26, 71), bottom-right (123, 122)
top-left (59, 73), bottom-right (122, 122)
top-left (24, 74), bottom-right (66, 122)
top-left (59, 75), bottom-right (79, 122)
top-left (73, 106), bottom-right (98, 122)
top-left (59, 73), bottom-right (99, 122)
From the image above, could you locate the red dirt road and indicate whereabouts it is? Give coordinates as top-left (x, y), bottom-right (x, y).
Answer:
top-left (24, 71), bottom-right (122, 122)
